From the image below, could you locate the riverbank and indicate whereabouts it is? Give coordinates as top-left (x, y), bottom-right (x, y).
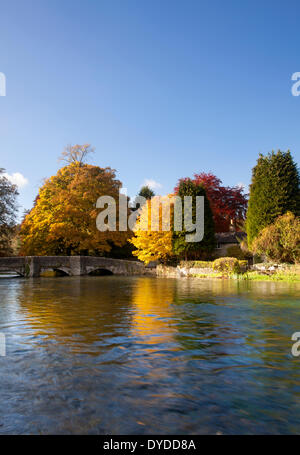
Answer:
top-left (156, 262), bottom-right (300, 282)
top-left (192, 271), bottom-right (300, 282)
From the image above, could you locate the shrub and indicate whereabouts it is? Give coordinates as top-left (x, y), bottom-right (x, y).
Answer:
top-left (213, 257), bottom-right (241, 274)
top-left (252, 212), bottom-right (300, 263)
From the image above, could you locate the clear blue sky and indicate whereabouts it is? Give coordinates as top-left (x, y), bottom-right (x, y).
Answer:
top-left (0, 0), bottom-right (300, 214)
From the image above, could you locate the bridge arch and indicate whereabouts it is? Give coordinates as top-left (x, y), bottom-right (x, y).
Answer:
top-left (88, 268), bottom-right (114, 276)
top-left (53, 268), bottom-right (71, 276)
top-left (39, 267), bottom-right (71, 277)
top-left (0, 268), bottom-right (24, 277)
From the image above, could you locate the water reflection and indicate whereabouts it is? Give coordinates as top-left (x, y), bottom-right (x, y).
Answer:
top-left (0, 276), bottom-right (299, 434)
top-left (13, 277), bottom-right (139, 358)
top-left (131, 278), bottom-right (178, 347)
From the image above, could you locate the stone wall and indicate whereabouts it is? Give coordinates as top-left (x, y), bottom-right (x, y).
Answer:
top-left (251, 263), bottom-right (300, 274)
top-left (156, 264), bottom-right (217, 278)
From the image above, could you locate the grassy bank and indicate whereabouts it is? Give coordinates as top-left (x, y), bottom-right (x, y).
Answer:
top-left (192, 271), bottom-right (300, 282)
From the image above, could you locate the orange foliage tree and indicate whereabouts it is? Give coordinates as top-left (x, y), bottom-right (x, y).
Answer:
top-left (20, 160), bottom-right (130, 256)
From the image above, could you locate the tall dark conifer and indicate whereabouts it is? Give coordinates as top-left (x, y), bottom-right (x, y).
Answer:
top-left (247, 150), bottom-right (300, 246)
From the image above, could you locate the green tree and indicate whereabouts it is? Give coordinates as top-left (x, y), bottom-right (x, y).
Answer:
top-left (247, 150), bottom-right (300, 247)
top-left (138, 185), bottom-right (155, 200)
top-left (173, 179), bottom-right (215, 260)
top-left (0, 169), bottom-right (19, 256)
top-left (132, 185), bottom-right (155, 211)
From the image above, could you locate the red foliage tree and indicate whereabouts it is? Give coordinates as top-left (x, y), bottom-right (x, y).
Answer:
top-left (174, 173), bottom-right (248, 232)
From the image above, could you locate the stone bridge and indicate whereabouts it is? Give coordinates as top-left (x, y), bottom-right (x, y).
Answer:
top-left (0, 256), bottom-right (152, 277)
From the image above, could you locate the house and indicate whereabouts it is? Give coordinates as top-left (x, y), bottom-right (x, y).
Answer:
top-left (214, 231), bottom-right (247, 257)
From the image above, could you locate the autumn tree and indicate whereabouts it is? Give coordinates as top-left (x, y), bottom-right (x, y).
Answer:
top-left (247, 150), bottom-right (300, 247)
top-left (20, 157), bottom-right (130, 256)
top-left (175, 173), bottom-right (247, 232)
top-left (252, 212), bottom-right (300, 263)
top-left (130, 182), bottom-right (215, 263)
top-left (0, 169), bottom-right (19, 256)
top-left (129, 195), bottom-right (175, 264)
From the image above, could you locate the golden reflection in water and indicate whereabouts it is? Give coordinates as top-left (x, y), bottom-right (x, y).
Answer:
top-left (11, 276), bottom-right (300, 356)
top-left (131, 278), bottom-right (177, 348)
top-left (13, 277), bottom-right (135, 351)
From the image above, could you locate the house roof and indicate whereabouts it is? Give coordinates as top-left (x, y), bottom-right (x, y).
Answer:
top-left (215, 231), bottom-right (247, 244)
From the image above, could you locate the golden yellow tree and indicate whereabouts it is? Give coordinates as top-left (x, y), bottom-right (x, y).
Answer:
top-left (20, 161), bottom-right (130, 256)
top-left (129, 195), bottom-right (175, 264)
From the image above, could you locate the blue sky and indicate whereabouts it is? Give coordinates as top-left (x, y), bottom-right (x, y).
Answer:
top-left (0, 0), bottom-right (300, 214)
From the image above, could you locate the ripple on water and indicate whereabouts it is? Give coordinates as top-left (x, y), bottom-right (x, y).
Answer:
top-left (0, 276), bottom-right (299, 434)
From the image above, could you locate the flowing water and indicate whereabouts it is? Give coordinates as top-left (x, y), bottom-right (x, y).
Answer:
top-left (0, 275), bottom-right (300, 434)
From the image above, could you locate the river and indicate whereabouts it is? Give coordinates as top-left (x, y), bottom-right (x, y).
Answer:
top-left (0, 275), bottom-right (299, 434)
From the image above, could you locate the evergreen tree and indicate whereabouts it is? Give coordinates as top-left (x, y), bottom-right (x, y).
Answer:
top-left (132, 185), bottom-right (155, 211)
top-left (247, 150), bottom-right (300, 247)
top-left (173, 179), bottom-right (215, 260)
top-left (138, 185), bottom-right (155, 200)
